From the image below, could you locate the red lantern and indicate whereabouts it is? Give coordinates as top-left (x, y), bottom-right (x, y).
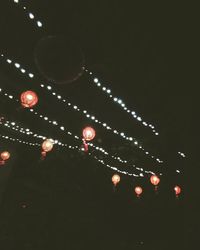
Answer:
top-left (150, 175), bottom-right (160, 186)
top-left (112, 174), bottom-right (120, 186)
top-left (174, 185), bottom-right (181, 196)
top-left (42, 139), bottom-right (54, 152)
top-left (20, 90), bottom-right (38, 108)
top-left (82, 126), bottom-right (96, 141)
top-left (135, 186), bottom-right (143, 197)
top-left (1, 151), bottom-right (10, 161)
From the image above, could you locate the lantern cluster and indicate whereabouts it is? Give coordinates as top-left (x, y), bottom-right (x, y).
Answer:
top-left (111, 174), bottom-right (182, 198)
top-left (0, 151), bottom-right (10, 165)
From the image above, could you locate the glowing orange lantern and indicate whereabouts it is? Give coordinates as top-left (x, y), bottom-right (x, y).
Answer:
top-left (174, 185), bottom-right (181, 196)
top-left (42, 139), bottom-right (54, 152)
top-left (112, 174), bottom-right (120, 186)
top-left (20, 90), bottom-right (38, 108)
top-left (135, 186), bottom-right (143, 197)
top-left (150, 175), bottom-right (160, 186)
top-left (82, 126), bottom-right (96, 141)
top-left (1, 151), bottom-right (10, 161)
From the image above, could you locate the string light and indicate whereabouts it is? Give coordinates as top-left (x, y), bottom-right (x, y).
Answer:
top-left (178, 152), bottom-right (186, 158)
top-left (86, 69), bottom-right (160, 136)
top-left (0, 134), bottom-right (40, 147)
top-left (12, 0), bottom-right (43, 28)
top-left (0, 55), bottom-right (164, 164)
top-left (1, 117), bottom-right (156, 175)
top-left (0, 131), bottom-right (147, 177)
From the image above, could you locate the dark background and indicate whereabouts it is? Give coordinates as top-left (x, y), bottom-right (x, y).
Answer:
top-left (0, 1), bottom-right (199, 249)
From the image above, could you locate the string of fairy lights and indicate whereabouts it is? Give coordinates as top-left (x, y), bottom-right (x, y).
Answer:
top-left (85, 69), bottom-right (159, 136)
top-left (0, 1), bottom-right (184, 183)
top-left (13, 0), bottom-right (43, 28)
top-left (0, 54), bottom-right (164, 164)
top-left (1, 111), bottom-right (156, 176)
top-left (0, 121), bottom-right (147, 177)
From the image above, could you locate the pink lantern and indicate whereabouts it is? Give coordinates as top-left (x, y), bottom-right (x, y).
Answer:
top-left (21, 90), bottom-right (38, 108)
top-left (150, 175), bottom-right (160, 186)
top-left (42, 139), bottom-right (54, 152)
top-left (1, 151), bottom-right (10, 161)
top-left (82, 126), bottom-right (96, 141)
top-left (174, 185), bottom-right (181, 196)
top-left (112, 174), bottom-right (120, 186)
top-left (135, 186), bottom-right (143, 197)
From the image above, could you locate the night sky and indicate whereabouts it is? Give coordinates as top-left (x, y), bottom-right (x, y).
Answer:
top-left (0, 1), bottom-right (199, 249)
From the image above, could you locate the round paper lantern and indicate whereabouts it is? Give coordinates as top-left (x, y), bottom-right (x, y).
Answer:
top-left (150, 175), bottom-right (160, 186)
top-left (1, 151), bottom-right (10, 161)
top-left (112, 174), bottom-right (120, 186)
top-left (21, 90), bottom-right (38, 108)
top-left (42, 139), bottom-right (54, 152)
top-left (174, 185), bottom-right (181, 196)
top-left (82, 126), bottom-right (96, 141)
top-left (135, 186), bottom-right (143, 196)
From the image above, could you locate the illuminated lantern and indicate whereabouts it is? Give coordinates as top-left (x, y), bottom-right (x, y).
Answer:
top-left (20, 90), bottom-right (38, 108)
top-left (82, 126), bottom-right (96, 141)
top-left (41, 139), bottom-right (54, 159)
top-left (42, 139), bottom-right (54, 152)
top-left (150, 175), bottom-right (160, 186)
top-left (1, 151), bottom-right (10, 161)
top-left (135, 186), bottom-right (143, 197)
top-left (112, 174), bottom-right (120, 186)
top-left (174, 185), bottom-right (181, 197)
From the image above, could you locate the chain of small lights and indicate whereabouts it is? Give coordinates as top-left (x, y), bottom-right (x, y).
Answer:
top-left (1, 117), bottom-right (156, 176)
top-left (0, 134), bottom-right (40, 147)
top-left (86, 69), bottom-right (159, 135)
top-left (12, 0), bottom-right (43, 28)
top-left (0, 54), bottom-right (164, 164)
top-left (92, 155), bottom-right (150, 177)
top-left (0, 131), bottom-right (147, 177)
top-left (0, 116), bottom-right (148, 177)
top-left (178, 152), bottom-right (186, 158)
top-left (86, 70), bottom-right (187, 159)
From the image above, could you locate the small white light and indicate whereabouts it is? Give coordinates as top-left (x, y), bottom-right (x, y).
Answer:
top-left (113, 97), bottom-right (118, 102)
top-left (6, 59), bottom-right (12, 64)
top-left (94, 78), bottom-right (98, 83)
top-left (118, 99), bottom-right (122, 104)
top-left (15, 63), bottom-right (20, 68)
top-left (107, 89), bottom-right (111, 93)
top-left (37, 21), bottom-right (43, 27)
top-left (57, 95), bottom-right (61, 99)
top-left (137, 117), bottom-right (142, 121)
top-left (21, 68), bottom-right (26, 73)
top-left (29, 13), bottom-right (34, 19)
top-left (47, 86), bottom-right (52, 90)
top-left (29, 73), bottom-right (34, 78)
